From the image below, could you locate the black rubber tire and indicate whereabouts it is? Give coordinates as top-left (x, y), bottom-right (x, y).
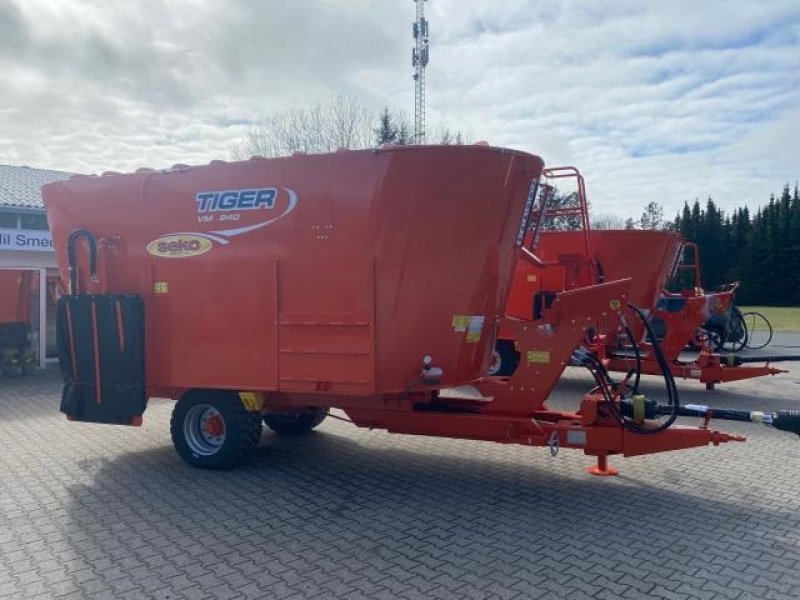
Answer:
top-left (488, 340), bottom-right (520, 376)
top-left (264, 407), bottom-right (328, 437)
top-left (170, 390), bottom-right (263, 470)
top-left (722, 307), bottom-right (747, 352)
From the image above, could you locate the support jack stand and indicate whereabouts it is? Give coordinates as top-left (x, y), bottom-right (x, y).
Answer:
top-left (587, 454), bottom-right (618, 476)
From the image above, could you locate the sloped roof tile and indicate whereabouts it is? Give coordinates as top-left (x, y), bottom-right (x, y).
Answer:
top-left (0, 164), bottom-right (75, 210)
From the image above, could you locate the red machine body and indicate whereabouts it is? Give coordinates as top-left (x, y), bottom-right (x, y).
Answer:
top-left (508, 229), bottom-right (681, 320)
top-left (45, 146), bottom-right (540, 398)
top-left (0, 270), bottom-right (33, 325)
top-left (43, 149), bottom-right (787, 474)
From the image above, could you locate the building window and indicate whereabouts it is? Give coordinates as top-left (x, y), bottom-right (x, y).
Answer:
top-left (0, 212), bottom-right (19, 229)
top-left (19, 213), bottom-right (49, 231)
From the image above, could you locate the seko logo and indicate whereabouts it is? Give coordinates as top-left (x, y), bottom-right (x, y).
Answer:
top-left (146, 235), bottom-right (213, 258)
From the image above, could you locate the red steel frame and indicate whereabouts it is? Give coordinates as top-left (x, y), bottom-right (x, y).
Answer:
top-left (290, 257), bottom-right (745, 475)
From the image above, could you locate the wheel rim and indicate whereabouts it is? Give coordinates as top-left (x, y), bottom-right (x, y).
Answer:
top-left (488, 350), bottom-right (502, 375)
top-left (184, 404), bottom-right (226, 456)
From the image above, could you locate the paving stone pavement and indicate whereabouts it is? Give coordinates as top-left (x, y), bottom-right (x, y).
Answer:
top-left (1, 364), bottom-right (799, 600)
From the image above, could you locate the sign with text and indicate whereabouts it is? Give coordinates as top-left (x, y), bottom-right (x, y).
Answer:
top-left (0, 228), bottom-right (54, 252)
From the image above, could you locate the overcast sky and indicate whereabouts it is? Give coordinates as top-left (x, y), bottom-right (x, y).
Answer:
top-left (0, 0), bottom-right (798, 218)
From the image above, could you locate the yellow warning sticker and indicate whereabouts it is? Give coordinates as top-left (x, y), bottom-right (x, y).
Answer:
top-left (609, 299), bottom-right (621, 310)
top-left (526, 274), bottom-right (538, 282)
top-left (526, 350), bottom-right (550, 364)
top-left (452, 315), bottom-right (469, 332)
top-left (238, 391), bottom-right (265, 412)
top-left (466, 316), bottom-right (485, 343)
top-left (154, 281), bottom-right (168, 294)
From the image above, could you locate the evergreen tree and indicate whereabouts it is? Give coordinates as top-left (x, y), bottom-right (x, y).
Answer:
top-left (790, 185), bottom-right (800, 304)
top-left (639, 201), bottom-right (665, 230)
top-left (776, 185), bottom-right (793, 304)
top-left (677, 201), bottom-right (692, 238)
top-left (374, 106), bottom-right (397, 145)
top-left (688, 200), bottom-right (701, 242)
top-left (667, 186), bottom-right (799, 305)
top-left (396, 121), bottom-right (412, 145)
top-left (541, 190), bottom-right (584, 231)
top-left (700, 198), bottom-right (724, 287)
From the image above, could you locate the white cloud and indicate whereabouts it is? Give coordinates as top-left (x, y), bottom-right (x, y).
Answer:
top-left (0, 0), bottom-right (797, 218)
top-left (419, 0), bottom-right (800, 216)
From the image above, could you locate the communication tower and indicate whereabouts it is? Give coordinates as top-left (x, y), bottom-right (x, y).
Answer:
top-left (412, 0), bottom-right (429, 144)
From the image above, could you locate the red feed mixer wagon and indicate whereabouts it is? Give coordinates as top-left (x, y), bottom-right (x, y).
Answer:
top-left (42, 146), bottom-right (800, 474)
top-left (601, 236), bottom-right (788, 389)
top-left (0, 270), bottom-right (31, 326)
top-left (0, 269), bottom-right (36, 376)
top-left (494, 166), bottom-right (790, 390)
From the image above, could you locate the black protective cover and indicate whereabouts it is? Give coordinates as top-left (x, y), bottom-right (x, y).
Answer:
top-left (56, 294), bottom-right (145, 424)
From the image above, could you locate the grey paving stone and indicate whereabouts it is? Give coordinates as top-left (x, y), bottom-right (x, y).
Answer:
top-left (1, 367), bottom-right (799, 600)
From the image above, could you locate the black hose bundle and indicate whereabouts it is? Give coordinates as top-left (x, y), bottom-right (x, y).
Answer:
top-left (573, 305), bottom-right (680, 435)
top-left (620, 322), bottom-right (641, 396)
top-left (624, 304), bottom-right (680, 434)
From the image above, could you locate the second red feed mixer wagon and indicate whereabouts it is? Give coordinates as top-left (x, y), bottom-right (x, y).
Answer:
top-left (0, 269), bottom-right (37, 376)
top-left (495, 166), bottom-right (790, 390)
top-left (43, 145), bottom-right (799, 474)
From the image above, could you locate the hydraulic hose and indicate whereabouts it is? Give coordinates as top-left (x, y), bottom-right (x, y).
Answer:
top-left (621, 323), bottom-right (641, 396)
top-left (728, 354), bottom-right (800, 365)
top-left (572, 306), bottom-right (680, 435)
top-left (620, 402), bottom-right (800, 437)
top-left (67, 229), bottom-right (98, 295)
top-left (619, 304), bottom-right (680, 434)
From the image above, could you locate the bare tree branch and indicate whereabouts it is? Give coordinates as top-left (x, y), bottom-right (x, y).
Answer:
top-left (230, 95), bottom-right (471, 159)
top-left (230, 93), bottom-right (375, 159)
top-left (591, 213), bottom-right (627, 230)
